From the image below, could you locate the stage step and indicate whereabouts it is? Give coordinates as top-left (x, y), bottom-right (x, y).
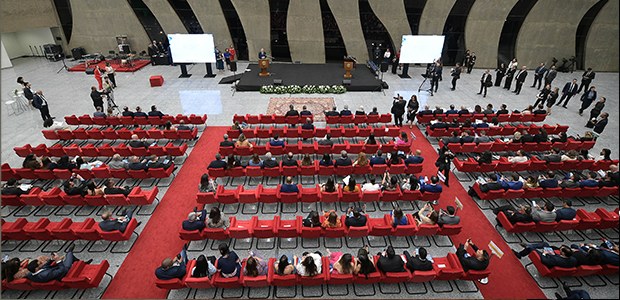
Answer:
top-left (219, 74), bottom-right (243, 84)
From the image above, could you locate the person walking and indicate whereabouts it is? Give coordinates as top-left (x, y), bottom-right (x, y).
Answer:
top-left (391, 96), bottom-right (406, 127)
top-left (557, 79), bottom-right (579, 108)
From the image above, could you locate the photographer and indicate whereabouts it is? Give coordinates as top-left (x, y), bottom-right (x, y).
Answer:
top-left (450, 63), bottom-right (462, 90)
top-left (90, 86), bottom-right (107, 110)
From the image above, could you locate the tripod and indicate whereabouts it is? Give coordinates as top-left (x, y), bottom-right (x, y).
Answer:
top-left (230, 68), bottom-right (238, 97)
top-left (418, 75), bottom-right (433, 96)
top-left (56, 57), bottom-right (69, 73)
top-left (105, 91), bottom-right (121, 116)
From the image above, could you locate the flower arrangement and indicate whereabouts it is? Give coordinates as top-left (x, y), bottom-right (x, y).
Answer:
top-left (260, 84), bottom-right (347, 94)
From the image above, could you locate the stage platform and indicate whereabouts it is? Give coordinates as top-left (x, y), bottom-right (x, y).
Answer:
top-left (68, 59), bottom-right (151, 73)
top-left (233, 63), bottom-right (383, 92)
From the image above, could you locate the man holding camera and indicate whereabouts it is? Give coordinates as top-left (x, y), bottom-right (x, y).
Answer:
top-left (90, 86), bottom-right (107, 110)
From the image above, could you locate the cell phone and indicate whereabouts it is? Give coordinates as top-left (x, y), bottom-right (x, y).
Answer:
top-left (531, 200), bottom-right (536, 207)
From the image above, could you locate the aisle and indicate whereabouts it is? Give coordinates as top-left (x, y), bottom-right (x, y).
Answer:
top-left (102, 127), bottom-right (227, 299)
top-left (403, 126), bottom-right (546, 299)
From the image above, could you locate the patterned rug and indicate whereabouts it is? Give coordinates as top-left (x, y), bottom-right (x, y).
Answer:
top-left (267, 97), bottom-right (335, 122)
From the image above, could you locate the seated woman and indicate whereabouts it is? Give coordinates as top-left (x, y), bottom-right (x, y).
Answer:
top-left (321, 177), bottom-right (337, 193)
top-left (319, 153), bottom-right (333, 166)
top-left (226, 154), bottom-right (242, 169)
top-left (273, 255), bottom-right (295, 275)
top-left (576, 131), bottom-right (595, 142)
top-left (507, 150), bottom-right (529, 163)
top-left (355, 246), bottom-right (376, 277)
top-left (295, 251), bottom-right (323, 277)
top-left (474, 151), bottom-right (493, 165)
top-left (365, 134), bottom-right (377, 145)
top-left (235, 133), bottom-right (253, 148)
top-left (391, 207), bottom-right (408, 227)
top-left (561, 150), bottom-right (579, 161)
top-left (198, 174), bottom-right (216, 193)
top-left (327, 249), bottom-right (356, 275)
top-left (342, 178), bottom-right (359, 193)
top-left (244, 251), bottom-right (268, 277)
top-left (509, 132), bottom-right (522, 143)
top-left (400, 174), bottom-right (420, 191)
top-left (301, 154), bottom-right (313, 166)
top-left (207, 207), bottom-right (229, 228)
top-left (247, 154), bottom-right (263, 167)
top-left (303, 210), bottom-right (321, 227)
top-left (414, 203), bottom-right (438, 225)
top-left (1, 255), bottom-right (49, 282)
top-left (382, 172), bottom-right (398, 191)
top-left (191, 254), bottom-right (216, 278)
top-left (352, 152), bottom-right (369, 167)
top-left (395, 132), bottom-right (409, 146)
top-left (86, 182), bottom-right (104, 196)
top-left (216, 243), bottom-right (241, 278)
top-left (388, 151), bottom-right (403, 166)
top-left (55, 155), bottom-right (77, 170)
top-left (22, 154), bottom-right (43, 170)
top-left (321, 210), bottom-right (342, 228)
top-left (524, 176), bottom-right (539, 189)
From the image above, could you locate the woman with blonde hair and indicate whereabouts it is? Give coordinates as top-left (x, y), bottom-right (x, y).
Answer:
top-left (352, 152), bottom-right (369, 167)
top-left (235, 133), bottom-right (253, 148)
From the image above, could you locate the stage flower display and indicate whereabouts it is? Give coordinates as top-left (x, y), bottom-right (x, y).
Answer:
top-left (260, 84), bottom-right (347, 94)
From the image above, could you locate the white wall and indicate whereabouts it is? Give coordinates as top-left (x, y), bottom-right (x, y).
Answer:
top-left (1, 40), bottom-right (13, 68)
top-left (1, 27), bottom-right (56, 59)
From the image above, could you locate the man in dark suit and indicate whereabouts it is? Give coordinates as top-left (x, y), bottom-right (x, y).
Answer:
top-left (539, 171), bottom-right (559, 188)
top-left (208, 153), bottom-right (227, 169)
top-left (182, 208), bottom-right (208, 231)
top-left (544, 66), bottom-right (557, 87)
top-left (520, 130), bottom-right (536, 143)
top-left (280, 176), bottom-right (299, 193)
top-left (593, 112), bottom-right (608, 135)
top-left (300, 105), bottom-right (312, 116)
top-left (220, 134), bottom-right (235, 147)
top-left (460, 131), bottom-right (475, 144)
top-left (155, 244), bottom-right (188, 280)
top-left (340, 105), bottom-right (353, 116)
top-left (404, 149), bottom-right (424, 165)
top-left (376, 246), bottom-right (406, 273)
top-left (1, 178), bottom-right (30, 196)
top-left (317, 134), bottom-right (334, 146)
top-left (324, 106), bottom-right (340, 117)
top-left (577, 68), bottom-right (595, 93)
top-left (23, 82), bottom-right (34, 104)
top-left (127, 156), bottom-right (148, 170)
top-left (432, 106), bottom-right (444, 115)
top-left (301, 118), bottom-right (314, 130)
top-left (496, 104), bottom-right (509, 115)
top-left (557, 79), bottom-right (579, 108)
top-left (555, 199), bottom-right (577, 221)
top-left (478, 69), bottom-right (493, 97)
top-left (441, 131), bottom-right (461, 144)
top-left (148, 105), bottom-right (164, 117)
top-left (335, 150), bottom-right (352, 167)
top-left (103, 179), bottom-right (131, 196)
top-left (262, 152), bottom-right (279, 168)
top-left (456, 239), bottom-right (489, 271)
top-left (450, 63), bottom-right (462, 90)
top-left (369, 150), bottom-right (387, 166)
top-left (513, 66), bottom-right (528, 95)
top-left (146, 155), bottom-right (173, 170)
top-left (122, 106), bottom-right (134, 117)
top-left (493, 204), bottom-right (533, 224)
top-left (345, 206), bottom-right (367, 227)
top-left (176, 120), bottom-right (191, 131)
top-left (99, 207), bottom-right (138, 233)
top-left (404, 247), bottom-right (433, 272)
top-left (438, 206), bottom-right (460, 226)
top-left (429, 117), bottom-right (449, 130)
top-left (579, 86), bottom-right (597, 115)
top-left (420, 176), bottom-right (442, 193)
top-left (445, 105), bottom-right (458, 115)
top-left (391, 97), bottom-right (406, 126)
top-left (63, 174), bottom-right (89, 196)
top-left (285, 105), bottom-right (299, 117)
top-left (32, 90), bottom-right (53, 121)
top-left (133, 106), bottom-right (148, 117)
top-left (532, 104), bottom-right (548, 115)
top-left (281, 152), bottom-right (298, 167)
top-left (128, 134), bottom-right (150, 148)
top-left (269, 134), bottom-right (286, 147)
top-left (90, 86), bottom-right (105, 110)
top-left (531, 62), bottom-right (547, 89)
top-left (471, 174), bottom-right (503, 196)
top-left (458, 106), bottom-right (470, 115)
top-left (513, 243), bottom-right (577, 269)
top-left (499, 173), bottom-right (524, 190)
top-left (570, 245), bottom-right (603, 266)
top-left (26, 244), bottom-right (79, 283)
top-left (540, 148), bottom-right (562, 162)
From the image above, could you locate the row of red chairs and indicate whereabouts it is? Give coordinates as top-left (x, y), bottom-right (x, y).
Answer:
top-left (219, 141), bottom-right (410, 157)
top-left (439, 138), bottom-right (595, 153)
top-left (426, 124), bottom-right (568, 137)
top-left (529, 250), bottom-right (618, 278)
top-left (14, 143), bottom-right (188, 158)
top-left (226, 125), bottom-right (401, 140)
top-left (416, 112), bottom-right (546, 124)
top-left (65, 114), bottom-right (207, 126)
top-left (197, 184), bottom-right (440, 204)
top-left (454, 157), bottom-right (617, 173)
top-left (42, 127), bottom-right (198, 141)
top-left (1, 186), bottom-right (158, 207)
top-left (2, 260), bottom-right (109, 291)
top-left (1, 217), bottom-right (137, 241)
top-left (179, 214), bottom-right (461, 241)
top-left (233, 113), bottom-right (393, 126)
top-left (471, 182), bottom-right (618, 200)
top-left (208, 162), bottom-right (423, 179)
top-left (156, 252), bottom-right (489, 290)
top-left (497, 208), bottom-right (619, 234)
top-left (1, 163), bottom-right (175, 181)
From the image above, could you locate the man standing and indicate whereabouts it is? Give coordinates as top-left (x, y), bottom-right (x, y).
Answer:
top-left (477, 69), bottom-right (493, 97)
top-left (450, 63), bottom-right (462, 90)
top-left (513, 66), bottom-right (528, 95)
top-left (579, 86), bottom-right (597, 115)
top-left (544, 66), bottom-right (557, 87)
top-left (391, 96), bottom-right (406, 126)
top-left (531, 62), bottom-right (547, 89)
top-left (466, 52), bottom-right (476, 73)
top-left (32, 90), bottom-right (53, 121)
top-left (557, 79), bottom-right (579, 108)
top-left (430, 62), bottom-right (440, 94)
top-left (578, 68), bottom-right (596, 93)
top-left (90, 86), bottom-right (105, 110)
top-left (258, 48), bottom-right (267, 60)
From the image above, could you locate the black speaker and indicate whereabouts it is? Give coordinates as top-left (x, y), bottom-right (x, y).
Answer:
top-left (230, 61), bottom-right (237, 72)
top-left (273, 79), bottom-right (283, 85)
top-left (71, 47), bottom-right (85, 60)
top-left (85, 68), bottom-right (95, 75)
top-left (43, 44), bottom-right (62, 55)
top-left (380, 62), bottom-right (389, 72)
top-left (342, 79), bottom-right (351, 85)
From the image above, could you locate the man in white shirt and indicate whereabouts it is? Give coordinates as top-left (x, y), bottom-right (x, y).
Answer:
top-left (362, 177), bottom-right (381, 192)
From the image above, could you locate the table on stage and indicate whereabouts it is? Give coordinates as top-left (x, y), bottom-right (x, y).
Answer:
top-left (151, 54), bottom-right (169, 65)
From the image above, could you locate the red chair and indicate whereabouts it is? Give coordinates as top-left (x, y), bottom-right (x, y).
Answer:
top-left (215, 185), bottom-right (238, 204)
top-left (595, 208), bottom-right (619, 229)
top-left (434, 253), bottom-right (465, 280)
top-left (155, 264), bottom-right (191, 289)
top-left (268, 258), bottom-right (298, 287)
top-left (96, 219), bottom-right (137, 241)
top-left (325, 256), bottom-right (354, 286)
top-left (392, 215), bottom-right (418, 236)
top-left (374, 255), bottom-right (411, 283)
top-left (301, 184), bottom-right (321, 203)
top-left (346, 214), bottom-right (370, 238)
top-left (278, 184), bottom-right (301, 203)
top-left (361, 190), bottom-right (381, 202)
top-left (341, 186), bottom-right (362, 202)
top-left (334, 165), bottom-right (353, 177)
top-left (318, 165), bottom-right (335, 176)
top-left (497, 212), bottom-right (536, 233)
top-left (369, 215), bottom-right (392, 236)
top-left (252, 216), bottom-right (276, 239)
top-left (437, 223), bottom-right (462, 236)
top-left (212, 266), bottom-right (242, 288)
top-left (529, 251), bottom-right (576, 277)
top-left (257, 185), bottom-right (279, 203)
top-left (240, 258), bottom-right (270, 287)
top-left (237, 186), bottom-right (258, 204)
top-left (275, 216), bottom-right (300, 238)
top-left (183, 260), bottom-right (215, 289)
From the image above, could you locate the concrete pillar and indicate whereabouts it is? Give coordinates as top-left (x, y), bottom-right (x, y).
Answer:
top-left (368, 0), bottom-right (411, 53)
top-left (143, 0), bottom-right (187, 35)
top-left (187, 0), bottom-right (233, 51)
top-left (585, 0), bottom-right (619, 71)
top-left (287, 0), bottom-right (325, 63)
top-left (326, 0), bottom-right (367, 61)
top-left (418, 0), bottom-right (456, 35)
top-left (230, 0), bottom-right (270, 61)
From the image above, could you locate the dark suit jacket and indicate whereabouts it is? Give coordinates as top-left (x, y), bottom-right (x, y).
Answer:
top-left (23, 88), bottom-right (34, 100)
top-left (99, 219), bottom-right (129, 232)
top-left (128, 162), bottom-right (148, 170)
top-left (90, 90), bottom-right (104, 106)
top-left (182, 212), bottom-right (207, 231)
top-left (335, 158), bottom-right (352, 167)
top-left (285, 110), bottom-right (299, 117)
top-left (562, 82), bottom-right (578, 95)
top-left (1, 186), bottom-right (27, 196)
top-left (420, 183), bottom-right (442, 193)
top-left (456, 244), bottom-right (489, 271)
top-left (281, 158), bottom-right (298, 167)
top-left (461, 136), bottom-right (475, 144)
top-left (129, 140), bottom-right (149, 148)
top-left (104, 187), bottom-right (130, 196)
top-left (479, 181), bottom-right (504, 193)
top-left (508, 212), bottom-right (534, 224)
top-left (32, 94), bottom-right (46, 109)
top-left (208, 160), bottom-right (227, 169)
top-left (539, 178), bottom-right (559, 188)
top-left (539, 251), bottom-right (577, 268)
top-left (515, 70), bottom-right (528, 83)
top-left (340, 110), bottom-right (352, 116)
top-left (122, 111), bottom-right (134, 117)
top-left (594, 118), bottom-right (608, 134)
top-left (155, 262), bottom-right (187, 280)
top-left (377, 255), bottom-right (405, 273)
top-left (133, 112), bottom-right (148, 117)
top-left (26, 260), bottom-right (70, 283)
top-left (345, 215), bottom-right (367, 227)
top-left (220, 141), bottom-right (235, 147)
top-left (406, 257), bottom-right (433, 272)
top-left (458, 109), bottom-right (470, 115)
top-left (148, 111), bottom-right (164, 117)
top-left (555, 208), bottom-right (577, 221)
top-left (369, 156), bottom-right (386, 166)
top-left (263, 159), bottom-right (279, 169)
top-left (280, 184), bottom-right (299, 193)
top-left (521, 134), bottom-right (535, 143)
top-left (325, 111), bottom-right (340, 117)
top-left (405, 156), bottom-right (424, 165)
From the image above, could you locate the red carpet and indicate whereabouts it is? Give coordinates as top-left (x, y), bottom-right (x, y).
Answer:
top-left (404, 126), bottom-right (546, 299)
top-left (102, 127), bottom-right (227, 299)
top-left (68, 59), bottom-right (151, 72)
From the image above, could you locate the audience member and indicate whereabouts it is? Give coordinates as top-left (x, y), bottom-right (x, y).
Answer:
top-left (280, 176), bottom-right (299, 193)
top-left (376, 246), bottom-right (405, 273)
top-left (216, 243), bottom-right (241, 278)
top-left (262, 152), bottom-right (279, 168)
top-left (303, 210), bottom-right (321, 227)
top-left (99, 208), bottom-right (139, 232)
top-left (321, 210), bottom-right (342, 228)
top-left (404, 247), bottom-right (433, 272)
top-left (295, 251), bottom-right (322, 277)
top-left (532, 201), bottom-right (557, 222)
top-left (208, 153), bottom-right (227, 169)
top-left (183, 207), bottom-right (208, 231)
top-left (335, 151), bottom-right (352, 167)
top-left (352, 152), bottom-right (369, 167)
top-left (438, 205), bottom-right (460, 226)
top-left (148, 105), bottom-right (164, 117)
top-left (456, 239), bottom-right (490, 271)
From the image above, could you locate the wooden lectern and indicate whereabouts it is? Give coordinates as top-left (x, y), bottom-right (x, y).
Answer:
top-left (259, 59), bottom-right (270, 77)
top-left (343, 61), bottom-right (353, 79)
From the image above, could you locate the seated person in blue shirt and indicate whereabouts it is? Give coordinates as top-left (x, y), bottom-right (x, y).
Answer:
top-left (538, 171), bottom-right (559, 188)
top-left (391, 207), bottom-right (408, 227)
top-left (148, 105), bottom-right (165, 117)
top-left (429, 117), bottom-right (449, 130)
top-left (599, 240), bottom-right (619, 266)
top-left (182, 207), bottom-right (208, 231)
top-left (369, 150), bottom-right (387, 166)
top-left (499, 173), bottom-right (524, 190)
top-left (99, 208), bottom-right (140, 233)
top-left (458, 106), bottom-right (470, 115)
top-left (156, 243), bottom-right (189, 280)
top-left (280, 176), bottom-right (299, 193)
top-left (300, 105), bottom-right (312, 116)
top-left (404, 149), bottom-right (424, 165)
top-left (319, 153), bottom-right (333, 166)
top-left (417, 105), bottom-right (433, 116)
top-left (301, 118), bottom-right (314, 130)
top-left (555, 199), bottom-right (577, 221)
top-left (269, 134), bottom-right (285, 147)
top-left (345, 206), bottom-right (367, 227)
top-left (460, 131), bottom-right (475, 144)
top-left (512, 242), bottom-right (577, 269)
top-left (26, 244), bottom-right (82, 283)
top-left (420, 176), bottom-right (442, 193)
top-left (340, 105), bottom-right (353, 116)
top-left (445, 104), bottom-right (458, 115)
top-left (217, 243), bottom-right (241, 277)
top-left (578, 172), bottom-right (600, 187)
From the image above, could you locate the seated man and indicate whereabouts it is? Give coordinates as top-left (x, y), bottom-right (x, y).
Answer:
top-left (578, 172), bottom-right (600, 187)
top-left (559, 172), bottom-right (580, 188)
top-left (155, 244), bottom-right (189, 280)
top-left (437, 205), bottom-right (460, 226)
top-left (317, 134), bottom-right (334, 146)
top-left (532, 201), bottom-right (557, 223)
top-left (300, 105), bottom-right (312, 116)
top-left (361, 177), bottom-right (381, 192)
top-left (99, 208), bottom-right (140, 233)
top-left (301, 118), bottom-right (314, 130)
top-left (456, 239), bottom-right (490, 271)
top-left (285, 104), bottom-right (299, 117)
top-left (369, 150), bottom-right (387, 166)
top-left (532, 104), bottom-right (547, 114)
top-left (474, 131), bottom-right (491, 143)
top-left (220, 134), bottom-right (235, 147)
top-left (262, 152), bottom-right (279, 169)
top-left (340, 105), bottom-right (352, 116)
top-left (127, 156), bottom-right (148, 170)
top-left (458, 106), bottom-right (470, 115)
top-left (539, 148), bottom-right (562, 163)
top-left (420, 176), bottom-right (442, 193)
top-left (280, 176), bottom-right (299, 193)
top-left (176, 120), bottom-right (191, 131)
top-left (103, 179), bottom-right (131, 196)
top-left (496, 104), bottom-right (509, 115)
top-left (324, 106), bottom-right (340, 117)
top-left (499, 173), bottom-right (524, 190)
top-left (128, 134), bottom-right (150, 148)
top-left (146, 155), bottom-right (173, 170)
top-left (512, 242), bottom-right (577, 268)
top-left (335, 150), bottom-right (352, 167)
top-left (269, 134), bottom-right (285, 147)
top-left (417, 105), bottom-right (433, 116)
top-left (433, 106), bottom-right (444, 115)
top-left (493, 204), bottom-right (533, 224)
top-left (345, 206), bottom-right (367, 227)
top-left (93, 106), bottom-right (106, 118)
top-left (404, 247), bottom-right (433, 272)
top-left (1, 178), bottom-right (30, 196)
top-left (107, 154), bottom-right (127, 170)
top-left (376, 246), bottom-right (405, 273)
top-left (539, 171), bottom-right (559, 188)
top-left (445, 105), bottom-right (458, 115)
top-left (281, 152), bottom-right (298, 167)
top-left (121, 106), bottom-right (134, 117)
top-left (555, 199), bottom-right (577, 221)
top-left (460, 131), bottom-right (475, 144)
top-left (429, 117), bottom-right (448, 130)
top-left (148, 105), bottom-right (164, 117)
top-left (182, 207), bottom-right (208, 231)
top-left (468, 174), bottom-right (502, 197)
top-left (26, 244), bottom-right (80, 283)
top-left (441, 131), bottom-right (461, 144)
top-left (63, 173), bottom-right (89, 196)
top-left (404, 149), bottom-right (424, 165)
top-left (133, 106), bottom-right (148, 117)
top-left (208, 153), bottom-right (227, 169)
top-left (599, 240), bottom-right (619, 266)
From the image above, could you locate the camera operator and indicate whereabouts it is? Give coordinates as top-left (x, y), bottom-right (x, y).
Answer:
top-left (435, 145), bottom-right (455, 187)
top-left (90, 86), bottom-right (108, 110)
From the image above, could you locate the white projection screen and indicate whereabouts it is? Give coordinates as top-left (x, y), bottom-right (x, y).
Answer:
top-left (168, 34), bottom-right (216, 63)
top-left (399, 35), bottom-right (445, 64)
